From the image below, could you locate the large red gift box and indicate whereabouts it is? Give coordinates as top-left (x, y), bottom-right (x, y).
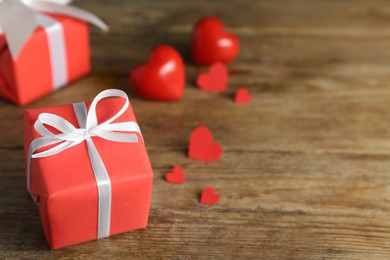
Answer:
top-left (24, 91), bottom-right (153, 249)
top-left (0, 13), bottom-right (90, 106)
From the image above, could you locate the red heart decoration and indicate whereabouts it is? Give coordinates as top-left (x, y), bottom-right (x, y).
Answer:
top-left (196, 62), bottom-right (228, 92)
top-left (234, 88), bottom-right (252, 104)
top-left (191, 16), bottom-right (240, 65)
top-left (188, 126), bottom-right (223, 162)
top-left (129, 45), bottom-right (185, 101)
top-left (165, 166), bottom-right (185, 184)
top-left (200, 187), bottom-right (220, 205)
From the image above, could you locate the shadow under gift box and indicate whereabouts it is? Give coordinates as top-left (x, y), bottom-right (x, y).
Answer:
top-left (24, 97), bottom-right (153, 250)
top-left (0, 14), bottom-right (90, 106)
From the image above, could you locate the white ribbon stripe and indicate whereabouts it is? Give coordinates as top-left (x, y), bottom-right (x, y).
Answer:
top-left (26, 89), bottom-right (142, 239)
top-left (36, 14), bottom-right (68, 90)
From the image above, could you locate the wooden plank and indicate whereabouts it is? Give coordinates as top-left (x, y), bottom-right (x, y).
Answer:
top-left (2, 149), bottom-right (390, 258)
top-left (2, 0), bottom-right (390, 258)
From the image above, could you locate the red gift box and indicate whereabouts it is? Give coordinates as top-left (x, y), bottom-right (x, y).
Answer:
top-left (24, 90), bottom-right (153, 249)
top-left (0, 13), bottom-right (90, 106)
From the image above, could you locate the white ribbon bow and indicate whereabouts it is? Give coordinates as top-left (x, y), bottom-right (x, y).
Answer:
top-left (0, 0), bottom-right (108, 59)
top-left (27, 89), bottom-right (142, 239)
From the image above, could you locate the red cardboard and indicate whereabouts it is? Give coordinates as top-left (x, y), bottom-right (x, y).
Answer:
top-left (188, 126), bottom-right (223, 162)
top-left (165, 166), bottom-right (185, 184)
top-left (196, 62), bottom-right (228, 92)
top-left (200, 187), bottom-right (220, 205)
top-left (234, 88), bottom-right (252, 104)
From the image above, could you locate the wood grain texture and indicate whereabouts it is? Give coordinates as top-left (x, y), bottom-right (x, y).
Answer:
top-left (2, 0), bottom-right (390, 258)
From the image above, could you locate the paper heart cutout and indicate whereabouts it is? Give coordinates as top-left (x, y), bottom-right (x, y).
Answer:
top-left (188, 126), bottom-right (223, 162)
top-left (234, 88), bottom-right (252, 104)
top-left (129, 45), bottom-right (185, 101)
top-left (191, 16), bottom-right (240, 65)
top-left (200, 187), bottom-right (220, 205)
top-left (165, 166), bottom-right (185, 184)
top-left (196, 62), bottom-right (228, 92)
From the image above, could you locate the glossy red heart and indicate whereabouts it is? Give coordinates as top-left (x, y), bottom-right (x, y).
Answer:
top-left (200, 187), bottom-right (220, 205)
top-left (196, 62), bottom-right (228, 92)
top-left (191, 16), bottom-right (240, 65)
top-left (130, 45), bottom-right (185, 101)
top-left (165, 166), bottom-right (185, 184)
top-left (234, 88), bottom-right (252, 104)
top-left (188, 126), bottom-right (223, 162)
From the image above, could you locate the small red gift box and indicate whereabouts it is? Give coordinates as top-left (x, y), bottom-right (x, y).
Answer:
top-left (24, 89), bottom-right (153, 249)
top-left (0, 13), bottom-right (90, 106)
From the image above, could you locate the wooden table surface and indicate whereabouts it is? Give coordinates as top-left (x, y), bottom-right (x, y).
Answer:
top-left (2, 0), bottom-right (390, 258)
